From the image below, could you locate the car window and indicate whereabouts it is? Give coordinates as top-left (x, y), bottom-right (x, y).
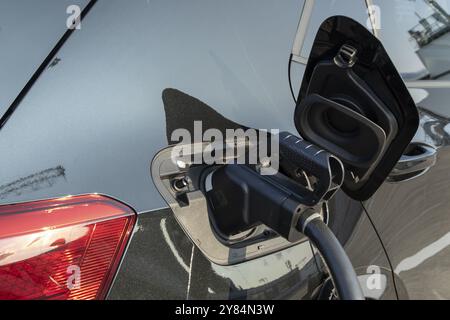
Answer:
top-left (0, 0), bottom-right (89, 119)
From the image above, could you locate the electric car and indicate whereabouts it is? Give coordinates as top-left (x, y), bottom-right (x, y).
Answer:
top-left (0, 0), bottom-right (449, 300)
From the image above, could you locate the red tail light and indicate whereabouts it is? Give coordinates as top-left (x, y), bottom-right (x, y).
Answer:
top-left (0, 194), bottom-right (136, 300)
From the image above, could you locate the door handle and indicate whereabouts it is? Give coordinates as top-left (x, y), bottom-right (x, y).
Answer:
top-left (388, 142), bottom-right (437, 182)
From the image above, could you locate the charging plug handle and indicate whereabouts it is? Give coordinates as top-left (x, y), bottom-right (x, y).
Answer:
top-left (209, 165), bottom-right (305, 242)
top-left (209, 165), bottom-right (364, 299)
top-left (208, 131), bottom-right (364, 299)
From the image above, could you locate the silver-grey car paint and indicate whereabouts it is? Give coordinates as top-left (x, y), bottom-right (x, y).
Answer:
top-left (0, 0), bottom-right (88, 117)
top-left (3, 0), bottom-right (445, 299)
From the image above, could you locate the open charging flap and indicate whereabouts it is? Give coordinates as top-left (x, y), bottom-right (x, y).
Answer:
top-left (294, 16), bottom-right (419, 200)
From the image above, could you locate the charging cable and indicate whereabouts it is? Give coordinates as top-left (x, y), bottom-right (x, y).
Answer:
top-left (297, 209), bottom-right (365, 300)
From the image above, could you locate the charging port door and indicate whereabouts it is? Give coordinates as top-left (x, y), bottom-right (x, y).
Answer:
top-left (293, 16), bottom-right (419, 201)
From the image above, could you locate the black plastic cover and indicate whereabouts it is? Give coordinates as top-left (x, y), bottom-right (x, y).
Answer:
top-left (294, 16), bottom-right (419, 201)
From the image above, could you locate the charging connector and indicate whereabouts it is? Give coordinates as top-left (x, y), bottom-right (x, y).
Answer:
top-left (207, 132), bottom-right (365, 300)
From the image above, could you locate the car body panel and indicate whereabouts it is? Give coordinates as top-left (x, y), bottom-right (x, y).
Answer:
top-left (0, 0), bottom-right (399, 299)
top-left (365, 99), bottom-right (450, 299)
top-left (0, 0), bottom-right (306, 212)
top-left (361, 0), bottom-right (450, 299)
top-left (0, 0), bottom-right (88, 117)
top-left (108, 208), bottom-right (321, 300)
top-left (108, 203), bottom-right (397, 300)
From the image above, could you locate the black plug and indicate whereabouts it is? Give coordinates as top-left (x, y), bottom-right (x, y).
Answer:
top-left (208, 164), bottom-right (364, 300)
top-left (208, 131), bottom-right (344, 241)
top-left (209, 164), bottom-right (319, 242)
